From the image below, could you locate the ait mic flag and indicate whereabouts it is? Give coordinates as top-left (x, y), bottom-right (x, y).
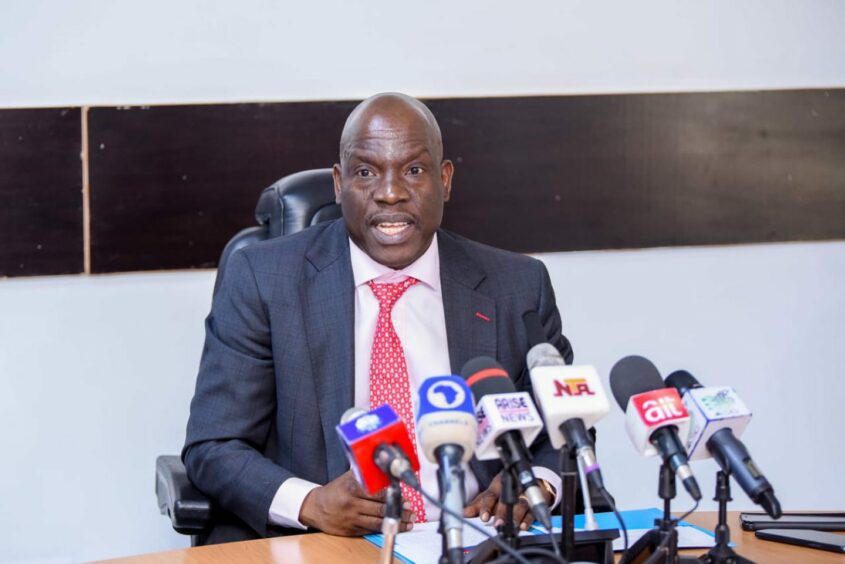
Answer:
top-left (625, 387), bottom-right (691, 457)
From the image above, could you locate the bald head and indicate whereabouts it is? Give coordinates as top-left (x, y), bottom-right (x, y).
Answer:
top-left (339, 93), bottom-right (444, 164)
top-left (332, 92), bottom-right (454, 270)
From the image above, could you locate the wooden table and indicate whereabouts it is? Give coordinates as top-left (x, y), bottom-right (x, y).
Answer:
top-left (95, 512), bottom-right (845, 563)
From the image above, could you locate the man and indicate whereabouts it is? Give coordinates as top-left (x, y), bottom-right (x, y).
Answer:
top-left (183, 93), bottom-right (573, 543)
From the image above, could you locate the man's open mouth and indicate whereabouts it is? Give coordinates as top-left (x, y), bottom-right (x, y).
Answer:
top-left (375, 221), bottom-right (411, 236)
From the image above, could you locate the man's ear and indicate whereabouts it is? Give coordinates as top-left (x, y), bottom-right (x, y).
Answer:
top-left (332, 164), bottom-right (343, 204)
top-left (441, 159), bottom-right (454, 202)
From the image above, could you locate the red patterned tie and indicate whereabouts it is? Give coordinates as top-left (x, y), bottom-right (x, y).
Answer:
top-left (368, 277), bottom-right (427, 523)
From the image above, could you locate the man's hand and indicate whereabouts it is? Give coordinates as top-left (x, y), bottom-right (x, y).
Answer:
top-left (298, 470), bottom-right (416, 536)
top-left (463, 473), bottom-right (554, 532)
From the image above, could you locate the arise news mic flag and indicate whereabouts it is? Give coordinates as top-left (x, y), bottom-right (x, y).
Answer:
top-left (664, 370), bottom-right (782, 518)
top-left (461, 356), bottom-right (553, 530)
top-left (610, 356), bottom-right (702, 501)
top-left (336, 404), bottom-right (421, 495)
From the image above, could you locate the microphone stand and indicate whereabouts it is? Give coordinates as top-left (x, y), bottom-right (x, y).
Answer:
top-left (559, 465), bottom-right (578, 560)
top-left (557, 446), bottom-right (616, 564)
top-left (497, 468), bottom-right (520, 548)
top-left (699, 470), bottom-right (754, 564)
top-left (466, 467), bottom-right (521, 564)
top-left (437, 444), bottom-right (467, 564)
top-left (509, 447), bottom-right (616, 563)
top-left (380, 479), bottom-right (403, 564)
top-left (621, 461), bottom-right (699, 564)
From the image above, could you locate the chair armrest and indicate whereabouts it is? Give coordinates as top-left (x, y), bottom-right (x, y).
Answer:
top-left (156, 455), bottom-right (213, 534)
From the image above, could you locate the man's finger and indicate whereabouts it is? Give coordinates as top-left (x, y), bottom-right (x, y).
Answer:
top-left (341, 471), bottom-right (385, 502)
top-left (352, 515), bottom-right (384, 534)
top-left (513, 500), bottom-right (533, 531)
top-left (354, 498), bottom-right (389, 519)
top-left (464, 493), bottom-right (482, 517)
top-left (401, 504), bottom-right (416, 524)
top-left (493, 496), bottom-right (510, 527)
top-left (478, 492), bottom-right (499, 523)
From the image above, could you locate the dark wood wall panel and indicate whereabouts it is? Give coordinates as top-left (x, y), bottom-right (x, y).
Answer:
top-left (88, 102), bottom-right (356, 272)
top-left (0, 108), bottom-right (83, 277)
top-left (88, 90), bottom-right (845, 274)
top-left (3, 90), bottom-right (841, 277)
top-left (431, 91), bottom-right (845, 253)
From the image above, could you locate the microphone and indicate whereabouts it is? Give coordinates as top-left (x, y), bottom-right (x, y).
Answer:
top-left (609, 356), bottom-right (702, 501)
top-left (416, 375), bottom-right (477, 564)
top-left (336, 404), bottom-right (421, 495)
top-left (664, 370), bottom-right (782, 518)
top-left (460, 357), bottom-right (553, 530)
top-left (524, 311), bottom-right (610, 492)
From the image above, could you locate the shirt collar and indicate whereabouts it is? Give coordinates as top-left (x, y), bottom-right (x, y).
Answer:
top-left (349, 233), bottom-right (441, 291)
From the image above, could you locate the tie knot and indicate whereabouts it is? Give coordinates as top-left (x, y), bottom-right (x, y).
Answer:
top-left (368, 277), bottom-right (419, 311)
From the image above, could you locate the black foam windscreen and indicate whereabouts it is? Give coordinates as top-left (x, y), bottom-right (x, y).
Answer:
top-left (522, 310), bottom-right (546, 348)
top-left (609, 355), bottom-right (665, 410)
top-left (664, 370), bottom-right (703, 397)
top-left (460, 356), bottom-right (515, 400)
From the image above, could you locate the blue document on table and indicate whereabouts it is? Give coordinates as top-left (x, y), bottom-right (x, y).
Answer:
top-left (365, 507), bottom-right (719, 564)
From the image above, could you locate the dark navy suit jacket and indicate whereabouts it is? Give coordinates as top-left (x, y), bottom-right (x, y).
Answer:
top-left (183, 219), bottom-right (572, 538)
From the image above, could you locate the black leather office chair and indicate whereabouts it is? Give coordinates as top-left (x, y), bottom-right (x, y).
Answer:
top-left (156, 168), bottom-right (340, 545)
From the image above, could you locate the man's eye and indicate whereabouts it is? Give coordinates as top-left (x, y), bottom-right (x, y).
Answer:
top-left (408, 166), bottom-right (423, 175)
top-left (356, 169), bottom-right (372, 177)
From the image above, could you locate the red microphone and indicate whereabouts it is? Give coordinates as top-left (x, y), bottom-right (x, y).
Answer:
top-left (335, 404), bottom-right (421, 495)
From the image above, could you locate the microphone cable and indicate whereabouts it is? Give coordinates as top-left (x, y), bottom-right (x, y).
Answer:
top-left (643, 498), bottom-right (700, 562)
top-left (396, 468), bottom-right (567, 564)
top-left (533, 505), bottom-right (562, 561)
top-left (598, 486), bottom-right (629, 564)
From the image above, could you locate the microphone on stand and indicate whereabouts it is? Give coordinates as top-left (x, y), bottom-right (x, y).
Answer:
top-left (460, 357), bottom-right (553, 531)
top-left (338, 404), bottom-right (540, 564)
top-left (336, 404), bottom-right (421, 492)
top-left (336, 405), bottom-right (420, 564)
top-left (524, 336), bottom-right (610, 492)
top-left (415, 374), bottom-right (477, 564)
top-left (609, 356), bottom-right (702, 501)
top-left (664, 370), bottom-right (782, 518)
top-left (524, 310), bottom-right (624, 557)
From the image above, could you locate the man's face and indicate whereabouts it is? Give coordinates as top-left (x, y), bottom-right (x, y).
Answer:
top-left (333, 108), bottom-right (453, 269)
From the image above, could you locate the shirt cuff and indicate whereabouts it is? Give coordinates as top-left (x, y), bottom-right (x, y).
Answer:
top-left (531, 466), bottom-right (562, 510)
top-left (268, 477), bottom-right (321, 530)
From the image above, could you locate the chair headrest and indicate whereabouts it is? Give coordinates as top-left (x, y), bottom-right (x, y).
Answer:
top-left (255, 168), bottom-right (342, 237)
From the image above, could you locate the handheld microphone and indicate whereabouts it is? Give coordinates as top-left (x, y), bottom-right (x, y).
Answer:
top-left (664, 370), bottom-right (782, 518)
top-left (524, 311), bottom-right (610, 492)
top-left (416, 375), bottom-right (477, 564)
top-left (609, 356), bottom-right (702, 501)
top-left (336, 404), bottom-right (421, 495)
top-left (460, 357), bottom-right (553, 530)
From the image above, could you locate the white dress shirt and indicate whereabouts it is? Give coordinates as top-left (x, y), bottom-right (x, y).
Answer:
top-left (268, 234), bottom-right (560, 528)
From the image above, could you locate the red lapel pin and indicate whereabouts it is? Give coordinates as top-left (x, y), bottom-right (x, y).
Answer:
top-left (474, 311), bottom-right (491, 322)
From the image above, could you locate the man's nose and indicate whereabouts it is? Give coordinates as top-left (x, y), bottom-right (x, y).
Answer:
top-left (374, 172), bottom-right (410, 204)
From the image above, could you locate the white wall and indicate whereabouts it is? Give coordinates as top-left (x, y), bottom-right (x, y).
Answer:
top-left (1, 242), bottom-right (843, 563)
top-left (1, 0), bottom-right (843, 562)
top-left (0, 272), bottom-right (214, 563)
top-left (537, 241), bottom-right (845, 513)
top-left (1, 0), bottom-right (844, 108)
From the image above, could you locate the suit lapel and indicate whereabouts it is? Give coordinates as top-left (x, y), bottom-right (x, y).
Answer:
top-left (438, 231), bottom-right (497, 378)
top-left (302, 220), bottom-right (355, 480)
top-left (438, 231), bottom-right (500, 487)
